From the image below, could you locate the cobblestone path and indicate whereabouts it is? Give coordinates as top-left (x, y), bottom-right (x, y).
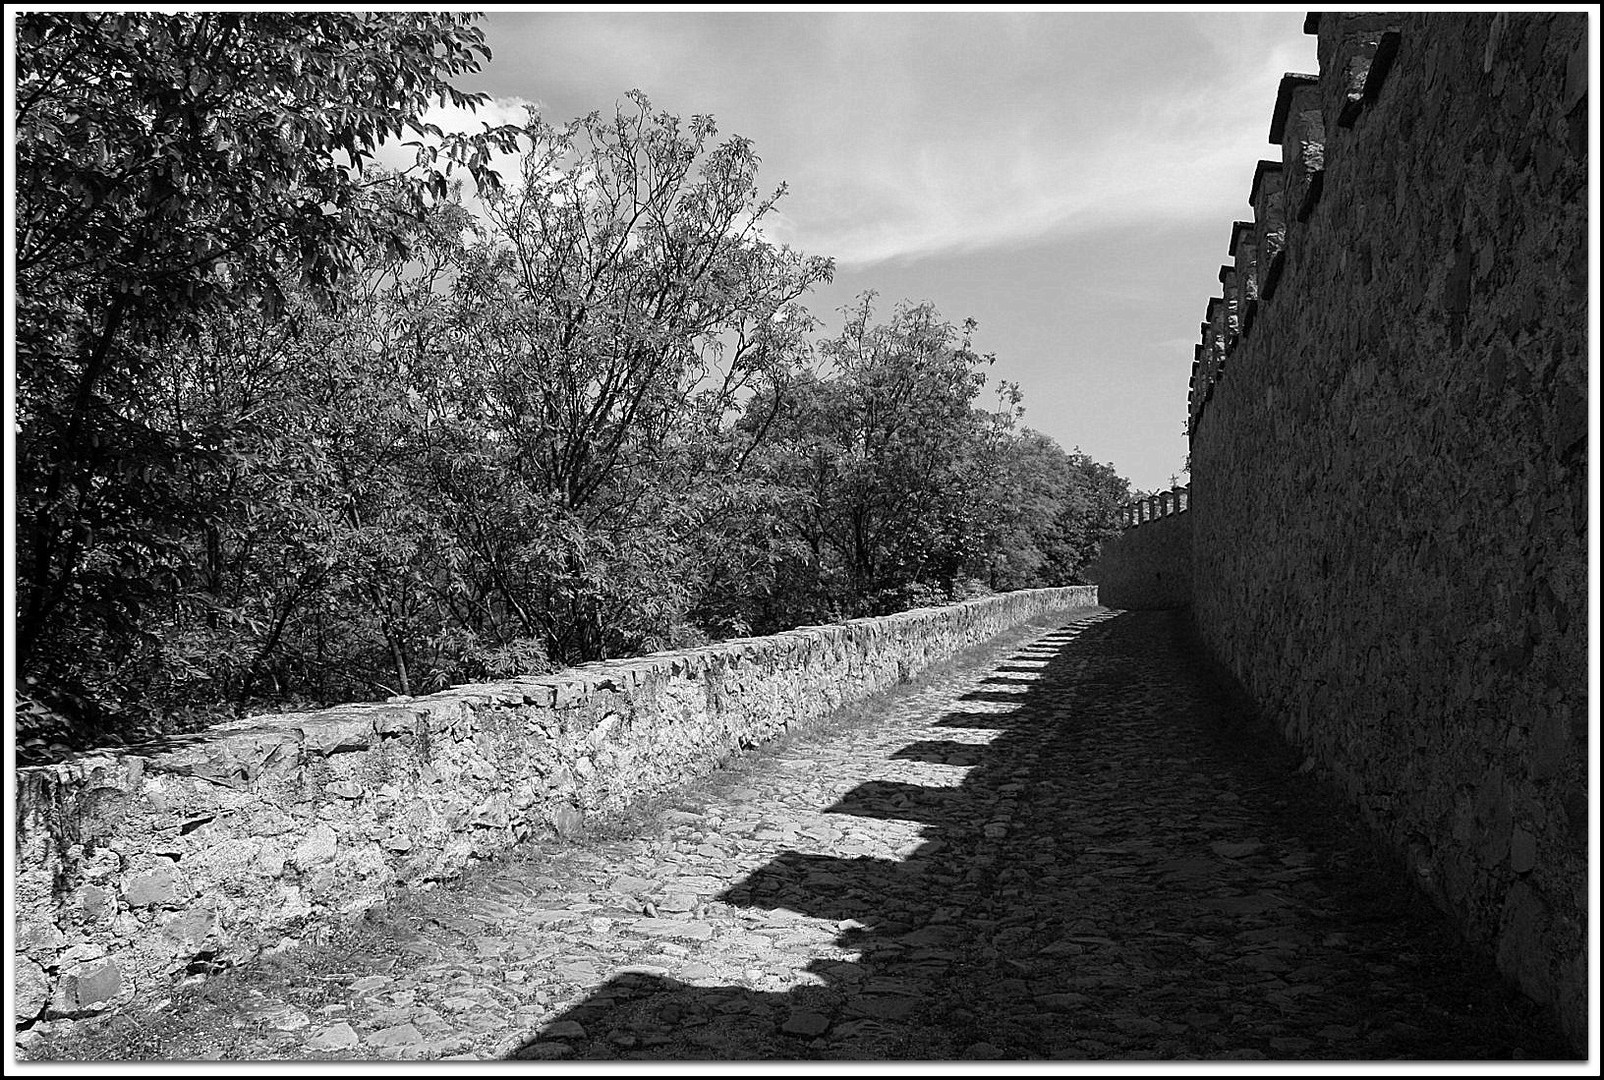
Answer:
top-left (21, 608), bottom-right (1573, 1062)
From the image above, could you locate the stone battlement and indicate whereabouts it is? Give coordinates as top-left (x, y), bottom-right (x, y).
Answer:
top-left (1117, 485), bottom-right (1189, 529)
top-left (1189, 15), bottom-right (1407, 433)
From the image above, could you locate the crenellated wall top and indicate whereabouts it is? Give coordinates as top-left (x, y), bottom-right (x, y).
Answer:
top-left (1117, 485), bottom-right (1190, 530)
top-left (1187, 11), bottom-right (1406, 435)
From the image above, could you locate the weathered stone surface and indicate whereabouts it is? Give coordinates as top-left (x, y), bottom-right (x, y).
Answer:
top-left (17, 918), bottom-right (68, 959)
top-left (306, 1023), bottom-right (359, 1051)
top-left (520, 1042), bottom-right (572, 1060)
top-left (72, 884), bottom-right (115, 923)
top-left (1188, 12), bottom-right (1586, 1056)
top-left (1508, 827), bottom-right (1537, 874)
top-left (57, 941), bottom-right (106, 966)
top-left (121, 859), bottom-right (185, 908)
top-left (255, 844), bottom-right (288, 878)
top-left (14, 587), bottom-right (1095, 1041)
top-left (366, 1023), bottom-right (424, 1048)
top-left (49, 959), bottom-right (123, 1017)
top-left (160, 906), bottom-right (216, 948)
top-left (781, 1010), bottom-right (831, 1037)
top-left (297, 714), bottom-right (377, 755)
top-left (551, 806), bottom-right (584, 839)
top-left (293, 824), bottom-right (339, 868)
top-left (632, 918), bottom-right (714, 942)
top-left (15, 956), bottom-right (50, 1023)
top-left (350, 975), bottom-right (392, 995)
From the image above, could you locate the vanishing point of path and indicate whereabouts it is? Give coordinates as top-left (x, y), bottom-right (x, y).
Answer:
top-left (22, 607), bottom-right (1572, 1062)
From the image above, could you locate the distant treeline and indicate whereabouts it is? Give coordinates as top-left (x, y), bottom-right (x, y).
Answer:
top-left (14, 12), bottom-right (1128, 755)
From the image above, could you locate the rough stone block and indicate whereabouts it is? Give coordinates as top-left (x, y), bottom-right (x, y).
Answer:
top-left (283, 716), bottom-right (366, 757)
top-left (160, 905), bottom-right (216, 948)
top-left (72, 785), bottom-right (130, 840)
top-left (254, 844), bottom-right (288, 879)
top-left (72, 884), bottom-right (115, 924)
top-left (121, 859), bottom-right (185, 908)
top-left (373, 707), bottom-right (425, 736)
top-left (1508, 827), bottom-right (1537, 873)
top-left (17, 918), bottom-right (67, 959)
top-left (49, 959), bottom-right (123, 1017)
top-left (307, 1022), bottom-right (360, 1051)
top-left (220, 728), bottom-right (304, 778)
top-left (292, 823), bottom-right (339, 868)
top-left (15, 955), bottom-right (51, 1023)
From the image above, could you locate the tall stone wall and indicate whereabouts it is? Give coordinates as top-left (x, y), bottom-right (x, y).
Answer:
top-left (1087, 503), bottom-right (1193, 611)
top-left (1187, 13), bottom-right (1587, 1052)
top-left (14, 586), bottom-right (1097, 1028)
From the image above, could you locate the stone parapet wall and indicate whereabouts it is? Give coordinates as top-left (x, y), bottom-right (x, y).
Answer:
top-left (1117, 485), bottom-right (1189, 528)
top-left (1085, 511), bottom-right (1193, 610)
top-left (1188, 12), bottom-right (1587, 1052)
top-left (14, 586), bottom-right (1098, 1026)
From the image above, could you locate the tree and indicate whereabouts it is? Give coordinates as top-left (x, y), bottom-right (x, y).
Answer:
top-left (745, 295), bottom-right (1002, 618)
top-left (1038, 452), bottom-right (1129, 582)
top-left (433, 90), bottom-right (832, 660)
top-left (14, 12), bottom-right (519, 715)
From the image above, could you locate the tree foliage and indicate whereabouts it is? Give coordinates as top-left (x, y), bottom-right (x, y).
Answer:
top-left (436, 90), bottom-right (833, 659)
top-left (12, 13), bottom-right (1130, 762)
top-left (14, 11), bottom-right (519, 724)
top-left (738, 295), bottom-right (1127, 627)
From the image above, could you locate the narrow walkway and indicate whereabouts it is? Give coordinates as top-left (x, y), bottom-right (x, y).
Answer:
top-left (22, 608), bottom-right (1572, 1061)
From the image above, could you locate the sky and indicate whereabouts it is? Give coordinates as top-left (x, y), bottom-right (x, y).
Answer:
top-left (425, 8), bottom-right (1320, 494)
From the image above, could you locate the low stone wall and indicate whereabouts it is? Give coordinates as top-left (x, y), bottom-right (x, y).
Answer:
top-left (1085, 512), bottom-right (1193, 610)
top-left (13, 586), bottom-right (1096, 1027)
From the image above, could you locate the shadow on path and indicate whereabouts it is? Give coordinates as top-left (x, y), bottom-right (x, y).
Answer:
top-left (510, 609), bottom-right (1572, 1061)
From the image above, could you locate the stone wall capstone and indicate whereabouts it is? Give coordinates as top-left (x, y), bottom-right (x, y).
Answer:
top-left (13, 586), bottom-right (1097, 1027)
top-left (1187, 12), bottom-right (1587, 1053)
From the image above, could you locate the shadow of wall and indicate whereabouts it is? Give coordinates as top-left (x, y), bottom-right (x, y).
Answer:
top-left (510, 609), bottom-right (1570, 1061)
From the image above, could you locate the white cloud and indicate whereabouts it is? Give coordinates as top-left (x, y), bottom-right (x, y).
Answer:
top-left (780, 118), bottom-right (1270, 269)
top-left (740, 14), bottom-right (1314, 269)
top-left (451, 13), bottom-right (1318, 273)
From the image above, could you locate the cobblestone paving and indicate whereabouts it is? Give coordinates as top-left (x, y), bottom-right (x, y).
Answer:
top-left (19, 608), bottom-right (1574, 1061)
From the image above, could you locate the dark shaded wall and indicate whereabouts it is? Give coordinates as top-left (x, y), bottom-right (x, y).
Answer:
top-left (1086, 512), bottom-right (1193, 610)
top-left (1187, 13), bottom-right (1588, 1052)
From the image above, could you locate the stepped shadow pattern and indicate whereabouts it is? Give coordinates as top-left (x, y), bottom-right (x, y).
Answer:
top-left (510, 609), bottom-right (1570, 1061)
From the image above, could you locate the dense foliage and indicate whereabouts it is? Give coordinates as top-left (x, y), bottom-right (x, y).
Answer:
top-left (13, 13), bottom-right (1128, 761)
